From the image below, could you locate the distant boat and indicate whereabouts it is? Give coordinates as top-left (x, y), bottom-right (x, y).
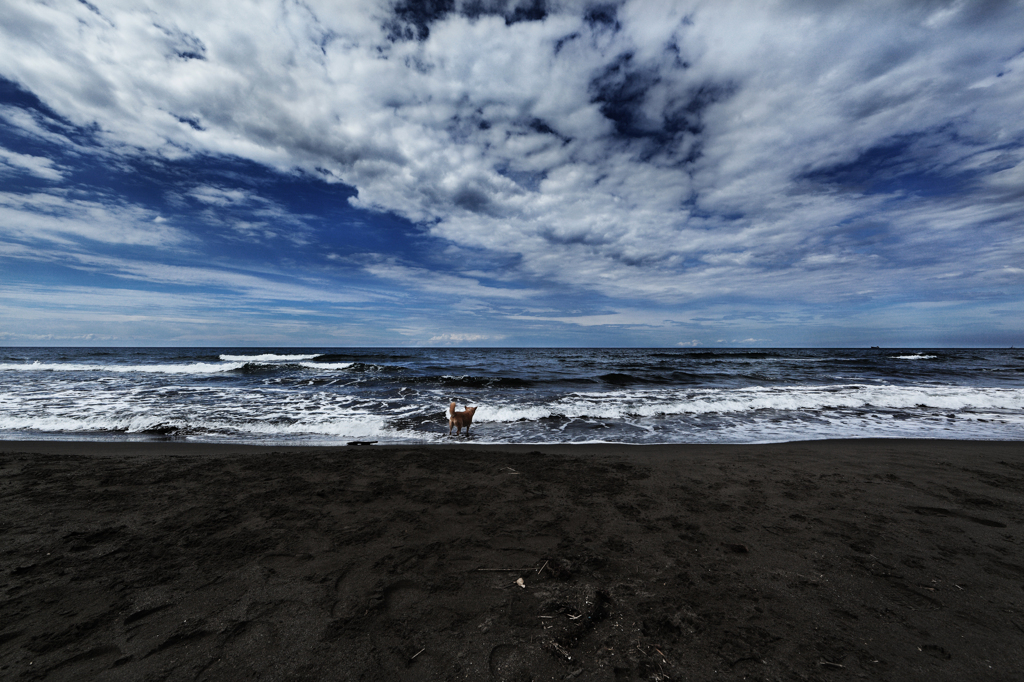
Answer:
top-left (870, 346), bottom-right (880, 349)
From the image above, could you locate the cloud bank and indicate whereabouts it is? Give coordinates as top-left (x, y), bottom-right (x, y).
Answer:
top-left (1, 0), bottom-right (1022, 345)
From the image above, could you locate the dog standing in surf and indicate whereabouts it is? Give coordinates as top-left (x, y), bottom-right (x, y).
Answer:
top-left (448, 401), bottom-right (478, 436)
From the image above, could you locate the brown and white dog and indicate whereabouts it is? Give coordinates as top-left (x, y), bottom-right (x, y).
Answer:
top-left (448, 401), bottom-right (478, 436)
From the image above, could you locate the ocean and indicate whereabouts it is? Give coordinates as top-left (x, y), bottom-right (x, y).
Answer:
top-left (1, 347), bottom-right (1022, 445)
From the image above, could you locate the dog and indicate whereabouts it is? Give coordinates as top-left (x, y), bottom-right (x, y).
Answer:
top-left (448, 401), bottom-right (478, 436)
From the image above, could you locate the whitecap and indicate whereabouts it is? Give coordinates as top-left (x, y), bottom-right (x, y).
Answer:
top-left (298, 362), bottom-right (354, 370)
top-left (0, 362), bottom-right (247, 374)
top-left (220, 353), bottom-right (322, 362)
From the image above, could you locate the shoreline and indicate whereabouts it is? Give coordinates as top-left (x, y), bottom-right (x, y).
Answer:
top-left (3, 435), bottom-right (1022, 454)
top-left (2, 439), bottom-right (1022, 680)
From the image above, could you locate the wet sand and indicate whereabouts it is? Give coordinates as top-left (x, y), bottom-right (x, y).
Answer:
top-left (1, 439), bottom-right (1022, 681)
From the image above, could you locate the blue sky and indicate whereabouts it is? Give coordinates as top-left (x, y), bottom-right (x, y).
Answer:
top-left (1, 0), bottom-right (1022, 347)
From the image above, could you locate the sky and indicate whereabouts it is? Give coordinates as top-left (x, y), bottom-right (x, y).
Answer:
top-left (1, 0), bottom-right (1023, 347)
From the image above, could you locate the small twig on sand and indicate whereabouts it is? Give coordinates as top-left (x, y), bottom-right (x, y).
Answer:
top-left (548, 641), bottom-right (572, 662)
top-left (537, 560), bottom-right (548, 575)
top-left (411, 648), bottom-right (425, 660)
top-left (475, 567), bottom-right (534, 572)
top-left (819, 660), bottom-right (844, 669)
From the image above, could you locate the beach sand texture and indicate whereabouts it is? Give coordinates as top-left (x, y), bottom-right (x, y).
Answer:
top-left (1, 439), bottom-right (1022, 681)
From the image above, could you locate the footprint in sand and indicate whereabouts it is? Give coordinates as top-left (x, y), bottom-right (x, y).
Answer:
top-left (489, 643), bottom-right (533, 682)
top-left (383, 579), bottom-right (429, 617)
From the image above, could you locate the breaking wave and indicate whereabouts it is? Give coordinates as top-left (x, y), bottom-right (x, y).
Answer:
top-left (2, 347), bottom-right (1021, 444)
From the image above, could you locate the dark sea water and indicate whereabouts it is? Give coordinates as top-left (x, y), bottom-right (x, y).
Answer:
top-left (1, 347), bottom-right (1022, 444)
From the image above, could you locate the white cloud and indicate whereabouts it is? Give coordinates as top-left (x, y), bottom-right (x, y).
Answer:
top-left (363, 259), bottom-right (540, 299)
top-left (508, 309), bottom-right (686, 327)
top-left (0, 191), bottom-right (188, 246)
top-left (0, 236), bottom-right (382, 305)
top-left (0, 282), bottom-right (384, 345)
top-left (987, 161), bottom-right (1024, 192)
top-left (188, 186), bottom-right (253, 206)
top-left (1, 0), bottom-right (1022, 321)
top-left (427, 332), bottom-right (504, 344)
top-left (0, 146), bottom-right (63, 180)
top-left (172, 184), bottom-right (320, 244)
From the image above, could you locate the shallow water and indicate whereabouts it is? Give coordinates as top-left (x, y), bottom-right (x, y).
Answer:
top-left (1, 347), bottom-right (1022, 444)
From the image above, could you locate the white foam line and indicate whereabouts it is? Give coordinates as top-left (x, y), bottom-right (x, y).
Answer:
top-left (298, 362), bottom-right (354, 370)
top-left (474, 385), bottom-right (1024, 422)
top-left (0, 412), bottom-right (400, 439)
top-left (220, 354), bottom-right (323, 361)
top-left (0, 362), bottom-right (247, 374)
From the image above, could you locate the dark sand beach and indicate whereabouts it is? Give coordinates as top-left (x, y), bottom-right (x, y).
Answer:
top-left (1, 439), bottom-right (1022, 681)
